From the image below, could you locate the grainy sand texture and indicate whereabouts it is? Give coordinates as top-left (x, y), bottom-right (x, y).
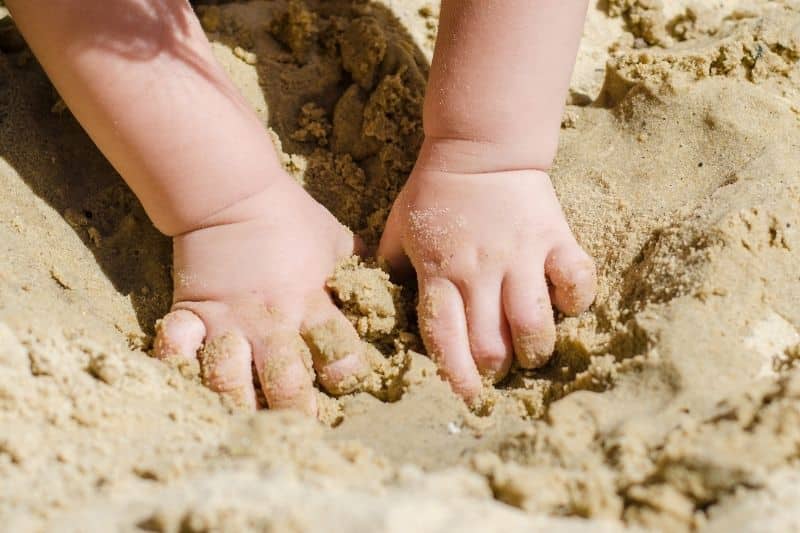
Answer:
top-left (1, 0), bottom-right (800, 531)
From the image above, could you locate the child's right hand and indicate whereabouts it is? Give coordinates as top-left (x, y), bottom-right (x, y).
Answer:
top-left (153, 177), bottom-right (370, 415)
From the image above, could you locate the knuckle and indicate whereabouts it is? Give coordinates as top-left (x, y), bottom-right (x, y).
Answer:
top-left (475, 244), bottom-right (509, 268)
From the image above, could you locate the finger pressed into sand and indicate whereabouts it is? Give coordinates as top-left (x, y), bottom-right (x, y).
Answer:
top-left (503, 269), bottom-right (557, 369)
top-left (252, 330), bottom-right (317, 415)
top-left (153, 309), bottom-right (206, 361)
top-left (417, 277), bottom-right (482, 401)
top-left (460, 280), bottom-right (513, 382)
top-left (171, 301), bottom-right (257, 409)
top-left (301, 302), bottom-right (370, 396)
top-left (545, 244), bottom-right (597, 316)
top-left (198, 329), bottom-right (258, 410)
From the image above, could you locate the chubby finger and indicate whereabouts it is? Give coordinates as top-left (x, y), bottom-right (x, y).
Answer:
top-left (377, 203), bottom-right (413, 279)
top-left (545, 244), bottom-right (597, 316)
top-left (461, 280), bottom-right (513, 382)
top-left (252, 329), bottom-right (317, 415)
top-left (503, 269), bottom-right (557, 369)
top-left (301, 302), bottom-right (370, 395)
top-left (198, 328), bottom-right (258, 410)
top-left (153, 309), bottom-right (206, 361)
top-left (418, 277), bottom-right (482, 401)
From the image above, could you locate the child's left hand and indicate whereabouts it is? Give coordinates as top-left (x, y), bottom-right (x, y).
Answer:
top-left (378, 141), bottom-right (596, 401)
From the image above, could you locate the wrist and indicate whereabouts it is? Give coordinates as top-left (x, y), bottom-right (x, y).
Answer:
top-left (414, 136), bottom-right (557, 176)
top-left (165, 170), bottom-right (299, 237)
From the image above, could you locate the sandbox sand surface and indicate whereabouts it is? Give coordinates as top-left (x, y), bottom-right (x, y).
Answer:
top-left (1, 0), bottom-right (800, 531)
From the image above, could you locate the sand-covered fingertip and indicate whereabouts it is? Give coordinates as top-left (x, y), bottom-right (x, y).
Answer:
top-left (198, 331), bottom-right (257, 410)
top-left (254, 331), bottom-right (318, 415)
top-left (512, 329), bottom-right (556, 370)
top-left (302, 318), bottom-right (372, 396)
top-left (417, 278), bottom-right (483, 402)
top-left (153, 310), bottom-right (206, 361)
top-left (545, 245), bottom-right (597, 316)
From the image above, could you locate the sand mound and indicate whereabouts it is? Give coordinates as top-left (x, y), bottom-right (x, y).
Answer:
top-left (1, 0), bottom-right (800, 531)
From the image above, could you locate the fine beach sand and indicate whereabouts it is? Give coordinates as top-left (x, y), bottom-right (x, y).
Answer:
top-left (1, 0), bottom-right (800, 531)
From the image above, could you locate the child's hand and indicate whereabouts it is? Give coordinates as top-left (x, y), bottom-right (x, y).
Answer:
top-left (378, 141), bottom-right (596, 401)
top-left (153, 178), bottom-right (369, 414)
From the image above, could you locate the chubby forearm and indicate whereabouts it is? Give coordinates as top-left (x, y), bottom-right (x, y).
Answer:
top-left (424, 0), bottom-right (588, 171)
top-left (7, 0), bottom-right (283, 235)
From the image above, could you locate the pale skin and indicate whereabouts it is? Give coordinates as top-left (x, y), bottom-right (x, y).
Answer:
top-left (379, 0), bottom-right (596, 400)
top-left (7, 0), bottom-right (596, 412)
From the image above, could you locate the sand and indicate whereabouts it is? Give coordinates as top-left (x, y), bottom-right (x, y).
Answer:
top-left (1, 0), bottom-right (800, 531)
